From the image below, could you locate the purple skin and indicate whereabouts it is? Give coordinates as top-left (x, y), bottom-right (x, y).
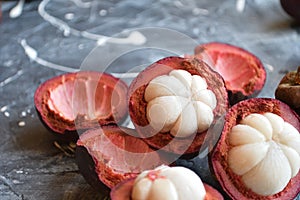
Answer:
top-left (280, 0), bottom-right (300, 21)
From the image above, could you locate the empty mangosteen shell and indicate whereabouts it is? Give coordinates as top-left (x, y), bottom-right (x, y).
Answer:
top-left (76, 125), bottom-right (140, 190)
top-left (76, 125), bottom-right (170, 191)
top-left (128, 56), bottom-right (229, 155)
top-left (34, 71), bottom-right (128, 142)
top-left (195, 42), bottom-right (266, 105)
top-left (210, 98), bottom-right (300, 200)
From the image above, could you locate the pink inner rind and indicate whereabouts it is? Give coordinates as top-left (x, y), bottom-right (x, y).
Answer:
top-left (49, 80), bottom-right (75, 120)
top-left (34, 73), bottom-right (75, 133)
top-left (210, 98), bottom-right (300, 200)
top-left (214, 52), bottom-right (256, 91)
top-left (34, 71), bottom-right (128, 134)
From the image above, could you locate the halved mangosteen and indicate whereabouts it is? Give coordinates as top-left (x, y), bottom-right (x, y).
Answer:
top-left (75, 125), bottom-right (168, 191)
top-left (128, 56), bottom-right (228, 155)
top-left (110, 165), bottom-right (224, 200)
top-left (194, 42), bottom-right (266, 105)
top-left (210, 98), bottom-right (300, 200)
top-left (34, 71), bottom-right (128, 141)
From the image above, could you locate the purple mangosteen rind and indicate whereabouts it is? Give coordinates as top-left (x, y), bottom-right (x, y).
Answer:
top-left (280, 0), bottom-right (300, 21)
top-left (75, 145), bottom-right (110, 195)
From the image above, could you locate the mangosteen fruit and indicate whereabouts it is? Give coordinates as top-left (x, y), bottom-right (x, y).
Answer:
top-left (194, 42), bottom-right (266, 105)
top-left (128, 56), bottom-right (228, 155)
top-left (34, 71), bottom-right (128, 141)
top-left (75, 125), bottom-right (167, 191)
top-left (110, 165), bottom-right (223, 200)
top-left (210, 98), bottom-right (300, 199)
top-left (280, 0), bottom-right (300, 21)
top-left (275, 66), bottom-right (300, 116)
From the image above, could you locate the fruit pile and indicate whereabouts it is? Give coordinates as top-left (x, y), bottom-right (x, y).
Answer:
top-left (34, 42), bottom-right (300, 200)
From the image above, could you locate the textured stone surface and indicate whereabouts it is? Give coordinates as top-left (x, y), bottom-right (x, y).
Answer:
top-left (0, 0), bottom-right (300, 199)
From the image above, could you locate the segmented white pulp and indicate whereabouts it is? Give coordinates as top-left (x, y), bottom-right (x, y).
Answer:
top-left (144, 69), bottom-right (217, 137)
top-left (131, 165), bottom-right (206, 200)
top-left (228, 112), bottom-right (300, 196)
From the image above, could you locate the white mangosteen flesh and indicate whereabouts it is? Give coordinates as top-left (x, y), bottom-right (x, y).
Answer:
top-left (144, 69), bottom-right (217, 138)
top-left (131, 165), bottom-right (206, 200)
top-left (228, 112), bottom-right (300, 196)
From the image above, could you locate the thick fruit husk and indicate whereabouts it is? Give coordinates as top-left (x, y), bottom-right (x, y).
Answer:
top-left (128, 56), bottom-right (228, 155)
top-left (76, 145), bottom-right (110, 196)
top-left (195, 42), bottom-right (266, 105)
top-left (76, 125), bottom-right (167, 190)
top-left (210, 98), bottom-right (300, 200)
top-left (110, 178), bottom-right (224, 200)
top-left (34, 71), bottom-right (128, 141)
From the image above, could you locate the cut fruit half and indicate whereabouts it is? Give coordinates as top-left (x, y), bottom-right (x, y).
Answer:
top-left (210, 98), bottom-right (300, 200)
top-left (128, 56), bottom-right (228, 155)
top-left (194, 42), bottom-right (266, 105)
top-left (76, 125), bottom-right (167, 190)
top-left (34, 71), bottom-right (128, 141)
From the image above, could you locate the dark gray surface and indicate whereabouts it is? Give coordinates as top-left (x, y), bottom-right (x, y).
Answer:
top-left (1, 0), bottom-right (300, 199)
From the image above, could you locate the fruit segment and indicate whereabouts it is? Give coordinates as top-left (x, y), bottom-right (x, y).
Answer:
top-left (131, 166), bottom-right (206, 200)
top-left (144, 75), bottom-right (190, 102)
top-left (228, 125), bottom-right (265, 146)
top-left (241, 141), bottom-right (291, 196)
top-left (228, 112), bottom-right (300, 196)
top-left (240, 113), bottom-right (272, 140)
top-left (146, 96), bottom-right (188, 133)
top-left (145, 69), bottom-right (216, 138)
top-left (228, 142), bottom-right (269, 176)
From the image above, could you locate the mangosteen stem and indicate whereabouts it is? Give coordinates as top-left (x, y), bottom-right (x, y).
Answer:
top-left (54, 141), bottom-right (75, 157)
